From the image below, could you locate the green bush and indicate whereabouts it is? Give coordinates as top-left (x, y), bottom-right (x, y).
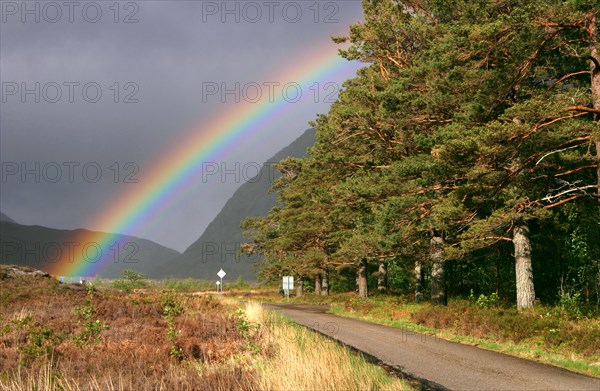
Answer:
top-left (71, 283), bottom-right (108, 349)
top-left (408, 299), bottom-right (600, 356)
top-left (231, 276), bottom-right (249, 289)
top-left (112, 269), bottom-right (147, 293)
top-left (161, 293), bottom-right (184, 360)
top-left (558, 292), bottom-right (583, 319)
top-left (72, 294), bottom-right (109, 349)
top-left (476, 292), bottom-right (500, 309)
top-left (9, 315), bottom-right (64, 364)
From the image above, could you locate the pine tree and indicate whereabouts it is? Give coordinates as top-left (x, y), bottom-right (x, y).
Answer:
top-left (241, 0), bottom-right (599, 307)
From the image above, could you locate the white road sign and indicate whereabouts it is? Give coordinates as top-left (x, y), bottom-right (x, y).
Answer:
top-left (283, 276), bottom-right (294, 290)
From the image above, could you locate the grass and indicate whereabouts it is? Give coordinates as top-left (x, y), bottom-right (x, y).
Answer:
top-left (243, 301), bottom-right (411, 390)
top-left (247, 291), bottom-right (600, 378)
top-left (0, 265), bottom-right (411, 390)
top-left (90, 275), bottom-right (277, 295)
top-left (7, 264), bottom-right (594, 388)
top-left (0, 266), bottom-right (259, 390)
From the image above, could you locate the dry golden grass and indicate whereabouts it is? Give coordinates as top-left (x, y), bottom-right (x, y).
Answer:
top-left (0, 361), bottom-right (256, 391)
top-left (245, 302), bottom-right (411, 391)
top-left (1, 266), bottom-right (411, 390)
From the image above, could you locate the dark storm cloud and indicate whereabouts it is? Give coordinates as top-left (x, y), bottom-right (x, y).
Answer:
top-left (0, 1), bottom-right (364, 250)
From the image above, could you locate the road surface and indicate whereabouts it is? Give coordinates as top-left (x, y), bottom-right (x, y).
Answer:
top-left (265, 303), bottom-right (600, 391)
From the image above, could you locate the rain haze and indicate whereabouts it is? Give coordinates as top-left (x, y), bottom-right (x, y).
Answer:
top-left (0, 0), bottom-right (365, 251)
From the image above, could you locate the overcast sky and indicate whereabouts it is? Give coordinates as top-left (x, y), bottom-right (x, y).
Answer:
top-left (0, 0), bottom-right (365, 251)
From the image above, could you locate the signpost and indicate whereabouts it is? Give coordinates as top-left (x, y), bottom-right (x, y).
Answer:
top-left (217, 269), bottom-right (226, 299)
top-left (282, 276), bottom-right (294, 302)
top-left (216, 281), bottom-right (220, 294)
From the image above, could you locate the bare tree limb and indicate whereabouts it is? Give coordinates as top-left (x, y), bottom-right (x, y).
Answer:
top-left (555, 164), bottom-right (598, 177)
top-left (567, 105), bottom-right (600, 114)
top-left (548, 70), bottom-right (590, 90)
top-left (541, 192), bottom-right (600, 209)
top-left (536, 144), bottom-right (584, 165)
top-left (497, 136), bottom-right (592, 192)
top-left (539, 21), bottom-right (585, 28)
top-left (526, 112), bottom-right (588, 137)
top-left (540, 184), bottom-right (597, 203)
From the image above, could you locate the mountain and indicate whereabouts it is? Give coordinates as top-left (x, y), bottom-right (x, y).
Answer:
top-left (150, 128), bottom-right (317, 281)
top-left (0, 212), bottom-right (16, 223)
top-left (0, 221), bottom-right (180, 278)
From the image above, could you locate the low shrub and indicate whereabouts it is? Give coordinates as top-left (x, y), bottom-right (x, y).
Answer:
top-left (111, 269), bottom-right (147, 293)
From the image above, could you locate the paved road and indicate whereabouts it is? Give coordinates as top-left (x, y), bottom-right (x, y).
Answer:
top-left (264, 303), bottom-right (600, 391)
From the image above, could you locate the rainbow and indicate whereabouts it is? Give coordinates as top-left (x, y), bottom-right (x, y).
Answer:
top-left (50, 42), bottom-right (361, 277)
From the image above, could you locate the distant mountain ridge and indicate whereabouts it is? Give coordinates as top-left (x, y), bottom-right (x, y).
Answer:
top-left (0, 212), bottom-right (16, 223)
top-left (0, 221), bottom-right (180, 278)
top-left (150, 128), bottom-right (316, 281)
top-left (1, 128), bottom-right (316, 281)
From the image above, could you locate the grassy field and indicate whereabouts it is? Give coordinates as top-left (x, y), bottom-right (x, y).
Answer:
top-left (86, 275), bottom-right (600, 379)
top-left (0, 266), bottom-right (410, 390)
top-left (247, 290), bottom-right (600, 378)
top-left (8, 265), bottom-right (596, 389)
top-left (243, 302), bottom-right (409, 390)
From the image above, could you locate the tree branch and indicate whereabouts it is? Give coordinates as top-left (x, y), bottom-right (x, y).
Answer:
top-left (539, 20), bottom-right (585, 28)
top-left (554, 164), bottom-right (598, 177)
top-left (536, 144), bottom-right (585, 165)
top-left (543, 194), bottom-right (586, 208)
top-left (477, 236), bottom-right (512, 242)
top-left (495, 136), bottom-right (592, 194)
top-left (540, 192), bottom-right (600, 209)
top-left (567, 105), bottom-right (600, 114)
top-left (588, 55), bottom-right (600, 70)
top-left (540, 184), bottom-right (597, 203)
top-left (452, 236), bottom-right (513, 249)
top-left (527, 112), bottom-right (588, 137)
top-left (547, 70), bottom-right (590, 90)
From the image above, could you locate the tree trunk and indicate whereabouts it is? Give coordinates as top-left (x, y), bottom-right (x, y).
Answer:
top-left (321, 269), bottom-right (329, 296)
top-left (377, 260), bottom-right (387, 293)
top-left (315, 273), bottom-right (322, 295)
top-left (585, 13), bottom-right (600, 310)
top-left (588, 12), bottom-right (600, 216)
top-left (430, 233), bottom-right (446, 305)
top-left (414, 259), bottom-right (423, 303)
top-left (295, 277), bottom-right (303, 297)
top-left (596, 138), bottom-right (600, 215)
top-left (513, 224), bottom-right (535, 309)
top-left (357, 259), bottom-right (368, 298)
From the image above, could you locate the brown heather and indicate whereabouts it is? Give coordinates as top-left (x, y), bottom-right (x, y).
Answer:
top-left (0, 265), bottom-right (259, 391)
top-left (1, 266), bottom-right (410, 391)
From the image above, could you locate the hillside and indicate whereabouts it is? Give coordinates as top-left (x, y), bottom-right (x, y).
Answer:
top-left (150, 128), bottom-right (316, 281)
top-left (0, 212), bottom-right (16, 223)
top-left (0, 221), bottom-right (180, 278)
